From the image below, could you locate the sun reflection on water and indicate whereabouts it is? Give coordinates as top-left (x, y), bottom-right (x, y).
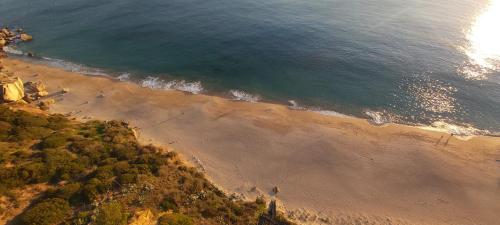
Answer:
top-left (460, 0), bottom-right (500, 79)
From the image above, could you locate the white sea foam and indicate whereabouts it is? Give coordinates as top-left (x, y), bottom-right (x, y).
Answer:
top-left (117, 73), bottom-right (130, 81)
top-left (229, 90), bottom-right (260, 102)
top-left (287, 100), bottom-right (306, 110)
top-left (313, 109), bottom-right (347, 117)
top-left (3, 46), bottom-right (24, 55)
top-left (141, 76), bottom-right (163, 89)
top-left (364, 110), bottom-right (392, 125)
top-left (40, 57), bottom-right (108, 76)
top-left (140, 76), bottom-right (203, 94)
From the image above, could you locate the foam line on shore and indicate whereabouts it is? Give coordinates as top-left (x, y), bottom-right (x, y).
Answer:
top-left (4, 51), bottom-right (494, 137)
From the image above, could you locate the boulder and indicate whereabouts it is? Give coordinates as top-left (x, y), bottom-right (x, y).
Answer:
top-left (0, 38), bottom-right (6, 47)
top-left (128, 210), bottom-right (155, 225)
top-left (1, 28), bottom-right (11, 37)
top-left (38, 98), bottom-right (55, 110)
top-left (1, 77), bottom-right (25, 102)
top-left (20, 33), bottom-right (33, 42)
top-left (271, 186), bottom-right (279, 195)
top-left (24, 81), bottom-right (48, 98)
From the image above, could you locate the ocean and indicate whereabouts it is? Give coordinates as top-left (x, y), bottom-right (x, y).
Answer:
top-left (1, 0), bottom-right (499, 134)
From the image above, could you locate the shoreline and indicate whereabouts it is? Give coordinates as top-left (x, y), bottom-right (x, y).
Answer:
top-left (5, 51), bottom-right (497, 137)
top-left (2, 57), bottom-right (500, 225)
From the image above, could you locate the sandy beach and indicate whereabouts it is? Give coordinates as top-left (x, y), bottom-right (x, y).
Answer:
top-left (2, 57), bottom-right (499, 225)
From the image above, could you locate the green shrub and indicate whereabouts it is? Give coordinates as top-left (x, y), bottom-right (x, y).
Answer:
top-left (82, 185), bottom-right (98, 202)
top-left (159, 196), bottom-right (179, 212)
top-left (17, 162), bottom-right (50, 183)
top-left (111, 144), bottom-right (137, 160)
top-left (112, 161), bottom-right (130, 175)
top-left (54, 183), bottom-right (81, 200)
top-left (40, 133), bottom-right (69, 149)
top-left (21, 198), bottom-right (71, 225)
top-left (158, 213), bottom-right (193, 225)
top-left (117, 173), bottom-right (137, 185)
top-left (13, 112), bottom-right (48, 127)
top-left (9, 126), bottom-right (52, 142)
top-left (95, 201), bottom-right (127, 225)
top-left (0, 106), bottom-right (15, 123)
top-left (0, 121), bottom-right (12, 140)
top-left (46, 114), bottom-right (69, 130)
top-left (43, 148), bottom-right (85, 182)
top-left (93, 165), bottom-right (115, 180)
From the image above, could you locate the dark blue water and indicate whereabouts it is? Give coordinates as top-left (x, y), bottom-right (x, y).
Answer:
top-left (1, 0), bottom-right (499, 133)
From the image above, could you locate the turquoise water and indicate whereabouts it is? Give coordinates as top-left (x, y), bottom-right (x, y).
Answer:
top-left (1, 0), bottom-right (499, 133)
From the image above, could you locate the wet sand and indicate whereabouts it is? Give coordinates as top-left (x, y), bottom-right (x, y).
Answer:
top-left (3, 58), bottom-right (500, 225)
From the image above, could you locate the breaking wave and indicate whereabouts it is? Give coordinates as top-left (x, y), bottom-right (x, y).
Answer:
top-left (287, 100), bottom-right (306, 110)
top-left (311, 108), bottom-right (347, 117)
top-left (2, 46), bottom-right (24, 55)
top-left (229, 90), bottom-right (260, 102)
top-left (364, 110), bottom-right (393, 125)
top-left (140, 76), bottom-right (203, 94)
top-left (117, 73), bottom-right (130, 81)
top-left (4, 48), bottom-right (496, 136)
top-left (40, 57), bottom-right (108, 76)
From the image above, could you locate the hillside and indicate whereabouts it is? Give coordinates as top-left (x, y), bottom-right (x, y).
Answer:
top-left (0, 104), bottom-right (291, 225)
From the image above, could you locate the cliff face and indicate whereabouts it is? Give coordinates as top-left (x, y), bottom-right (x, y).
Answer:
top-left (0, 76), bottom-right (24, 102)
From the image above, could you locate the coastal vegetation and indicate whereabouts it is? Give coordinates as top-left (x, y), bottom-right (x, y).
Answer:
top-left (0, 104), bottom-right (287, 225)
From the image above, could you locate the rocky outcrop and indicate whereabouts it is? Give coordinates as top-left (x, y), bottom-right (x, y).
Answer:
top-left (258, 200), bottom-right (293, 225)
top-left (1, 77), bottom-right (25, 102)
top-left (24, 81), bottom-right (48, 101)
top-left (129, 210), bottom-right (155, 225)
top-left (0, 27), bottom-right (33, 53)
top-left (19, 33), bottom-right (33, 42)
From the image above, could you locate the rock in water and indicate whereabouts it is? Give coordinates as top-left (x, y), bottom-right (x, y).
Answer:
top-left (20, 33), bottom-right (33, 42)
top-left (1, 77), bottom-right (25, 102)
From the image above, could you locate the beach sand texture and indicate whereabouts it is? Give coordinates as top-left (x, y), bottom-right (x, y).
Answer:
top-left (3, 58), bottom-right (499, 225)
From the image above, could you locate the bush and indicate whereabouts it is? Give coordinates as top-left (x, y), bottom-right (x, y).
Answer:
top-left (43, 148), bottom-right (85, 182)
top-left (95, 201), bottom-right (127, 225)
top-left (46, 114), bottom-right (69, 130)
top-left (40, 133), bottom-right (69, 149)
top-left (21, 198), bottom-right (71, 225)
top-left (13, 112), bottom-right (48, 127)
top-left (9, 126), bottom-right (52, 142)
top-left (158, 213), bottom-right (193, 225)
top-left (117, 173), bottom-right (137, 185)
top-left (82, 178), bottom-right (102, 202)
top-left (54, 183), bottom-right (81, 200)
top-left (17, 162), bottom-right (50, 183)
top-left (159, 196), bottom-right (179, 212)
top-left (0, 121), bottom-right (12, 140)
top-left (111, 144), bottom-right (137, 160)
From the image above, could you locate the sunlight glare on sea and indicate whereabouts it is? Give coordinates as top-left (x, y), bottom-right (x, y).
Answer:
top-left (460, 0), bottom-right (500, 79)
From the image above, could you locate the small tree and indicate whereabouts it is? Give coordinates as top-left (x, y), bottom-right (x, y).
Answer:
top-left (21, 198), bottom-right (71, 225)
top-left (95, 201), bottom-right (128, 225)
top-left (158, 213), bottom-right (193, 225)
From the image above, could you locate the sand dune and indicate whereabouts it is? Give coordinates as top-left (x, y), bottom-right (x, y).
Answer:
top-left (3, 58), bottom-right (499, 225)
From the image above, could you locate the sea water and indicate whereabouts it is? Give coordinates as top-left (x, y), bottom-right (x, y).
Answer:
top-left (1, 0), bottom-right (499, 133)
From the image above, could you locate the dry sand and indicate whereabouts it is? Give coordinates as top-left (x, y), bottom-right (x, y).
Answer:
top-left (3, 58), bottom-right (500, 225)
